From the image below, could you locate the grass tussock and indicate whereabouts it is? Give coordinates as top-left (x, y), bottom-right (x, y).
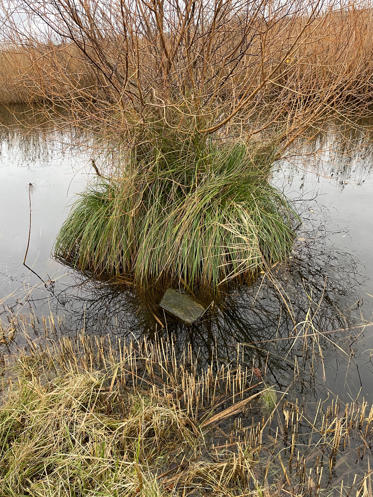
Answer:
top-left (0, 334), bottom-right (372, 496)
top-left (54, 143), bottom-right (296, 289)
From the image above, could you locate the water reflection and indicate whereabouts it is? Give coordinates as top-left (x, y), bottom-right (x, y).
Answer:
top-left (6, 219), bottom-right (358, 404)
top-left (277, 120), bottom-right (373, 188)
top-left (0, 105), bottom-right (93, 312)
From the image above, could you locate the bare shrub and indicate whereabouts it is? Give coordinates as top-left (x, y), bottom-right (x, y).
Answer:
top-left (1, 0), bottom-right (373, 148)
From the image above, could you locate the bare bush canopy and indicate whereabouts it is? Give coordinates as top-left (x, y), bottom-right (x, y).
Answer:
top-left (1, 0), bottom-right (373, 147)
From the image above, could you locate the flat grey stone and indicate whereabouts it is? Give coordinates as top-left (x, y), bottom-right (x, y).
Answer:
top-left (159, 289), bottom-right (205, 324)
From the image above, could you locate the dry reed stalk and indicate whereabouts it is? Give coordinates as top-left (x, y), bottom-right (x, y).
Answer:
top-left (0, 332), bottom-right (372, 496)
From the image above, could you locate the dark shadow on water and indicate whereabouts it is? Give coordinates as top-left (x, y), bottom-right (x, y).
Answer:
top-left (5, 218), bottom-right (363, 404)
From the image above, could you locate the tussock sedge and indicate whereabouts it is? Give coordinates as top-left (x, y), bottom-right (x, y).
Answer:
top-left (0, 334), bottom-right (372, 496)
top-left (54, 143), bottom-right (296, 290)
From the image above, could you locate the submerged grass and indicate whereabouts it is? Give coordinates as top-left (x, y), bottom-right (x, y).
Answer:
top-left (0, 334), bottom-right (372, 496)
top-left (55, 142), bottom-right (296, 290)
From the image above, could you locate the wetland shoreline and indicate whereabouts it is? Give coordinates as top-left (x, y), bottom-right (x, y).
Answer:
top-left (1, 0), bottom-right (373, 491)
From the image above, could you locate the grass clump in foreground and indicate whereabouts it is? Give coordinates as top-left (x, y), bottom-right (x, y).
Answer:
top-left (55, 142), bottom-right (296, 290)
top-left (0, 335), bottom-right (372, 496)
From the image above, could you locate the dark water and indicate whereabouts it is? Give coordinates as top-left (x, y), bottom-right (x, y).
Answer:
top-left (0, 114), bottom-right (373, 405)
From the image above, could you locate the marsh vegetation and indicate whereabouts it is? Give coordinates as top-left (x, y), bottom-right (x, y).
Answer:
top-left (0, 0), bottom-right (373, 494)
top-left (0, 333), bottom-right (372, 497)
top-left (2, 0), bottom-right (372, 290)
top-left (1, 0), bottom-right (373, 290)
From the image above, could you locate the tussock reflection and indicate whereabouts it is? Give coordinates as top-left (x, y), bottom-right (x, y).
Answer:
top-left (19, 224), bottom-right (359, 399)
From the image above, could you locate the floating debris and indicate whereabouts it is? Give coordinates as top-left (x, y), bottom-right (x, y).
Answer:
top-left (159, 289), bottom-right (205, 324)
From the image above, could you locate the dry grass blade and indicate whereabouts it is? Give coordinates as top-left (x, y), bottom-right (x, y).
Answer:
top-left (0, 333), bottom-right (371, 496)
top-left (201, 388), bottom-right (265, 428)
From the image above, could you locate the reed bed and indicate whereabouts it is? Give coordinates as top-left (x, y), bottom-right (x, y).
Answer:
top-left (0, 334), bottom-right (372, 496)
top-left (0, 43), bottom-right (92, 105)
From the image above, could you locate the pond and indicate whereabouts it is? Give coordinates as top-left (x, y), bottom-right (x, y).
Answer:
top-left (0, 108), bottom-right (373, 407)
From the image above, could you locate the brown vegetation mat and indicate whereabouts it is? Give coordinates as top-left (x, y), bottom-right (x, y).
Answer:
top-left (0, 334), bottom-right (371, 496)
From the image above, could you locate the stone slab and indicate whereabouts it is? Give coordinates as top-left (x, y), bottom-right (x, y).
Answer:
top-left (159, 289), bottom-right (205, 324)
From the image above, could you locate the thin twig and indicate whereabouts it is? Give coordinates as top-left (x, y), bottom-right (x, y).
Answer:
top-left (23, 182), bottom-right (48, 288)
